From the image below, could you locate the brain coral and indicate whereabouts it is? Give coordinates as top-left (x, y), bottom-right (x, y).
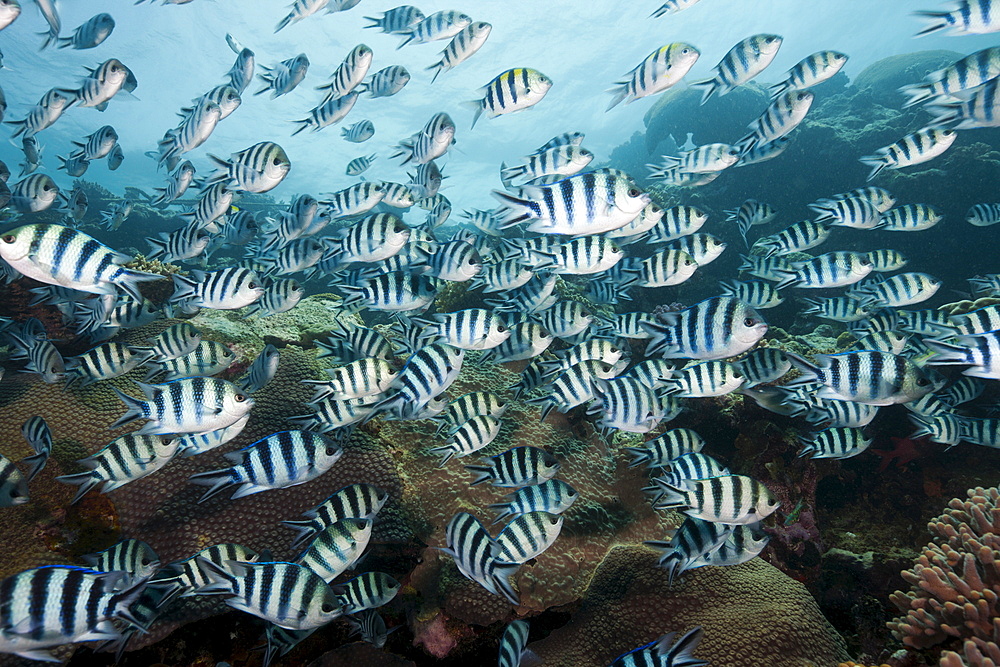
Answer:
top-left (527, 545), bottom-right (850, 667)
top-left (888, 486), bottom-right (1000, 653)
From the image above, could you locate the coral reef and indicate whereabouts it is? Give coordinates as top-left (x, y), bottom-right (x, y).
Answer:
top-left (528, 546), bottom-right (850, 667)
top-left (888, 487), bottom-right (1000, 653)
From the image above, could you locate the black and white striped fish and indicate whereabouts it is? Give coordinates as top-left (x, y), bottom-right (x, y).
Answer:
top-left (0, 452), bottom-right (27, 507)
top-left (9, 332), bottom-right (65, 383)
top-left (466, 446), bottom-right (560, 487)
top-left (737, 90), bottom-right (813, 152)
top-left (145, 322), bottom-right (201, 361)
top-left (65, 342), bottom-right (154, 386)
top-left (317, 322), bottom-right (394, 363)
top-left (720, 279), bottom-right (783, 309)
top-left (441, 512), bottom-right (519, 604)
top-left (653, 474), bottom-right (778, 525)
top-left (858, 272), bottom-right (941, 308)
top-left (173, 415), bottom-right (249, 458)
top-left (209, 141), bottom-right (290, 193)
top-left (7, 89), bottom-right (73, 139)
top-left (10, 174), bottom-right (59, 213)
top-left (860, 128), bottom-right (957, 181)
top-left (429, 415), bottom-right (503, 466)
top-left (480, 322), bottom-right (553, 364)
top-left (308, 358), bottom-right (397, 401)
top-left (283, 482), bottom-right (388, 549)
top-left (752, 219), bottom-right (829, 257)
top-left (774, 251), bottom-right (873, 289)
top-left (246, 279), bottom-right (303, 318)
top-left (85, 539), bottom-right (160, 579)
top-left (665, 360), bottom-right (744, 398)
top-left (770, 50), bottom-right (848, 98)
top-left (693, 34), bottom-right (783, 104)
top-left (591, 377), bottom-right (665, 434)
top-left (360, 64), bottom-right (411, 97)
top-left (392, 112), bottom-right (455, 165)
top-left (926, 333), bottom-right (1000, 380)
top-left (322, 181), bottom-right (386, 217)
top-left (171, 267), bottom-right (265, 310)
top-left (57, 13), bottom-right (115, 49)
top-left (810, 195), bottom-right (881, 229)
top-left (653, 452), bottom-right (730, 491)
top-left (20, 416), bottom-right (52, 481)
top-left (199, 560), bottom-right (341, 630)
top-left (798, 427), bottom-right (873, 459)
top-left (110, 376), bottom-right (253, 434)
top-left (915, 0), bottom-right (1000, 36)
top-left (340, 271), bottom-right (436, 313)
top-left (56, 434), bottom-right (179, 504)
top-left (496, 511), bottom-right (563, 564)
top-left (255, 53), bottom-right (309, 98)
top-left (427, 21), bottom-right (492, 82)
top-left (190, 430), bottom-right (345, 503)
top-left (643, 296), bottom-right (767, 360)
top-left (151, 160), bottom-right (196, 205)
top-left (275, 0), bottom-right (331, 32)
top-left (341, 119), bottom-right (375, 142)
top-left (500, 146), bottom-right (594, 188)
top-left (786, 350), bottom-right (933, 405)
top-left (489, 478), bottom-right (578, 524)
top-left (426, 239), bottom-right (481, 281)
top-left (71, 125), bottom-right (118, 161)
top-left (370, 344), bottom-right (464, 420)
top-left (610, 626), bottom-right (706, 667)
top-left (346, 153), bottom-right (377, 176)
top-left (910, 413), bottom-right (963, 447)
top-left (397, 9), bottom-right (471, 48)
top-left (62, 58), bottom-right (132, 110)
top-left (335, 572), bottom-right (400, 615)
top-left (182, 182), bottom-right (233, 232)
top-left (318, 44), bottom-right (372, 99)
top-left (607, 42), bottom-right (700, 110)
top-left (364, 5), bottom-right (424, 34)
top-left (967, 202), bottom-right (1000, 226)
top-left (296, 517), bottom-right (372, 582)
top-left (959, 416), bottom-right (1000, 448)
top-left (733, 347), bottom-right (791, 387)
top-left (656, 143), bottom-right (741, 174)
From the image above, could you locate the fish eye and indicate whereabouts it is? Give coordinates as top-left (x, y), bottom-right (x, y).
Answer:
top-left (611, 246), bottom-right (621, 253)
top-left (248, 282), bottom-right (258, 289)
top-left (326, 447), bottom-right (338, 456)
top-left (627, 188), bottom-right (641, 197)
top-left (497, 324), bottom-right (506, 332)
top-left (322, 603), bottom-right (336, 613)
top-left (916, 377), bottom-right (930, 387)
top-left (234, 394), bottom-right (247, 402)
top-left (272, 157), bottom-right (283, 166)
top-left (1, 235), bottom-right (14, 243)
top-left (744, 317), bottom-right (757, 327)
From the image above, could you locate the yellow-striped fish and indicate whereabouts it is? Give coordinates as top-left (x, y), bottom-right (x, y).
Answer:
top-left (467, 68), bottom-right (552, 129)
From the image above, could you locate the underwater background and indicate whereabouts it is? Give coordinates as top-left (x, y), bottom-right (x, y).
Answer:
top-left (0, 0), bottom-right (998, 666)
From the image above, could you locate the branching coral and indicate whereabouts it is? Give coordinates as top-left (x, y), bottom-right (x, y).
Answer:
top-left (887, 487), bottom-right (1000, 655)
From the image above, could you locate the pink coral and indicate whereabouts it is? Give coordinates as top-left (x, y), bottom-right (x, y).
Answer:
top-left (888, 486), bottom-right (1000, 652)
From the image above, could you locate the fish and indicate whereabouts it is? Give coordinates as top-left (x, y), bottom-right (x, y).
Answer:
top-left (66, 58), bottom-right (133, 110)
top-left (428, 21), bottom-right (492, 82)
top-left (345, 609), bottom-right (393, 649)
top-left (664, 360), bottom-right (744, 398)
top-left (282, 483), bottom-right (388, 549)
top-left (737, 90), bottom-right (813, 152)
top-left (496, 511), bottom-right (563, 564)
top-left (158, 101), bottom-right (221, 166)
top-left (296, 517), bottom-right (372, 582)
top-left (84, 539), bottom-right (161, 578)
top-left (275, 0), bottom-right (330, 32)
top-left (198, 560), bottom-right (341, 630)
top-left (426, 239), bottom-right (482, 281)
top-left (650, 0), bottom-right (702, 16)
top-left (364, 5), bottom-right (424, 34)
top-left (441, 512), bottom-right (519, 603)
top-left (34, 0), bottom-right (60, 49)
top-left (915, 0), bottom-right (1000, 36)
top-left (57, 153), bottom-right (89, 177)
top-left (101, 199), bottom-right (133, 231)
top-left (340, 271), bottom-right (436, 313)
top-left (57, 13), bottom-right (115, 49)
top-left (65, 342), bottom-right (154, 386)
top-left (360, 65), bottom-right (410, 97)
top-left (428, 415), bottom-right (503, 466)
top-left (643, 296), bottom-right (767, 360)
top-left (255, 54), bottom-right (310, 98)
top-left (733, 347), bottom-right (791, 387)
top-left (346, 153), bottom-right (376, 176)
top-left (967, 203), bottom-right (1000, 226)
top-left (656, 143), bottom-right (741, 174)
top-left (110, 376), bottom-right (253, 435)
top-left (322, 182), bottom-right (386, 218)
top-left (774, 251), bottom-right (874, 290)
top-left (693, 34), bottom-right (783, 104)
top-left (797, 427), bottom-right (873, 459)
top-left (900, 47), bottom-right (1000, 108)
top-left (786, 350), bottom-right (934, 405)
top-left (465, 445), bottom-right (560, 487)
top-left (652, 452), bottom-right (730, 490)
top-left (0, 566), bottom-right (147, 662)
top-left (20, 415), bottom-right (52, 481)
top-left (0, 453), bottom-right (28, 507)
top-left (146, 340), bottom-right (235, 381)
top-left (318, 44), bottom-right (372, 99)
top-left (859, 128), bottom-right (957, 181)
top-left (342, 119), bottom-right (375, 142)
top-left (190, 430), bottom-right (345, 502)
top-left (307, 358), bottom-right (398, 401)
top-left (857, 272), bottom-right (942, 308)
top-left (653, 474), bottom-right (779, 525)
top-left (227, 46), bottom-right (256, 95)
top-left (927, 77), bottom-right (1000, 129)
top-left (170, 267), bottom-right (265, 310)
top-left (926, 333), bottom-right (1000, 380)
top-left (392, 112), bottom-right (455, 165)
top-left (397, 9), bottom-right (472, 48)
top-left (107, 144), bottom-right (124, 170)
top-left (468, 68), bottom-right (553, 129)
top-left (55, 434), bottom-right (179, 504)
top-left (370, 344), bottom-right (464, 420)
top-left (489, 478), bottom-right (578, 524)
top-left (770, 50), bottom-right (849, 97)
top-left (208, 141), bottom-right (290, 193)
top-left (334, 572), bottom-right (400, 614)
top-left (607, 43), bottom-right (700, 110)
top-left (151, 160), bottom-right (196, 205)
top-left (6, 88), bottom-right (72, 138)
top-left (0, 1), bottom-right (19, 31)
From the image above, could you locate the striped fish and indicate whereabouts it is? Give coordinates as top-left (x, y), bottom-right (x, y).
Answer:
top-left (283, 483), bottom-right (388, 549)
top-left (57, 12), bottom-right (114, 48)
top-left (257, 238), bottom-right (325, 276)
top-left (534, 237), bottom-right (624, 275)
top-left (275, 0), bottom-right (331, 32)
top-left (293, 91), bottom-right (359, 135)
top-left (238, 344), bottom-right (279, 394)
top-left (416, 309), bottom-right (510, 350)
top-left (64, 59), bottom-right (133, 110)
top-left (84, 539), bottom-right (160, 579)
top-left (0, 566), bottom-right (147, 661)
top-left (145, 322), bottom-right (201, 361)
top-left (0, 453), bottom-right (28, 507)
top-left (392, 112), bottom-right (454, 165)
top-left (774, 251), bottom-right (873, 290)
top-left (738, 253), bottom-right (794, 281)
top-left (364, 5), bottom-right (425, 34)
top-left (427, 21), bottom-right (492, 82)
top-left (910, 412), bottom-right (963, 447)
top-left (658, 143), bottom-right (740, 174)
top-left (737, 90), bottom-right (813, 152)
top-left (0, 224), bottom-right (161, 301)
top-left (526, 359), bottom-right (616, 419)
top-left (691, 525), bottom-right (769, 568)
top-left (330, 214), bottom-right (410, 268)
top-left (926, 333), bottom-right (1000, 379)
top-left (465, 446), bottom-right (560, 487)
top-left (693, 34), bottom-right (783, 104)
top-left (901, 47), bottom-right (1000, 107)
top-left (71, 125), bottom-right (118, 160)
top-left (858, 272), bottom-right (941, 308)
top-left (56, 434), bottom-right (179, 504)
top-left (308, 358), bottom-right (397, 401)
top-left (190, 430), bottom-right (345, 502)
top-left (346, 154), bottom-right (376, 176)
top-left (472, 259), bottom-right (533, 293)
top-left (609, 627), bottom-right (706, 667)
top-left (915, 0), bottom-right (1000, 36)
top-left (336, 572), bottom-right (400, 614)
top-left (480, 322), bottom-right (553, 364)
top-left (650, 0), bottom-right (702, 16)
top-left (734, 347), bottom-right (791, 387)
top-left (735, 135), bottom-right (793, 167)
top-left (171, 267), bottom-right (264, 310)
top-left (486, 273), bottom-right (558, 314)
top-left (183, 183), bottom-right (234, 233)
top-left (110, 376), bottom-right (253, 434)
top-left (543, 339), bottom-right (624, 374)
top-left (626, 359), bottom-right (676, 390)
top-left (371, 344), bottom-right (465, 419)
top-left (57, 154), bottom-right (90, 178)
top-left (208, 141), bottom-right (290, 193)
top-left (345, 609), bottom-right (390, 648)
top-left (653, 474), bottom-right (778, 525)
top-left (317, 322), bottom-right (394, 363)
top-left (7, 89), bottom-right (73, 139)
top-left (489, 479), bottom-right (577, 524)
top-left (293, 395), bottom-right (377, 433)
top-left (245, 278), bottom-right (304, 318)
top-left (500, 146), bottom-right (594, 188)
top-left (186, 84), bottom-right (242, 121)
top-left (323, 182), bottom-right (386, 219)
top-left (929, 76), bottom-right (1000, 128)
top-left (607, 43), bottom-right (700, 110)
top-left (429, 415), bottom-right (503, 466)
top-left (151, 160), bottom-right (196, 205)
top-left (646, 205), bottom-right (709, 243)
top-left (860, 128), bottom-right (957, 181)
top-left (800, 397), bottom-right (879, 428)
top-left (342, 119), bottom-right (375, 143)
top-left (65, 342), bottom-right (153, 386)
top-left (173, 415), bottom-right (250, 458)
top-left (296, 517), bottom-right (373, 582)
top-left (199, 560), bottom-right (341, 630)
top-left (665, 361), bottom-right (745, 398)
top-left (535, 302), bottom-right (594, 339)
top-left (157, 99), bottom-right (221, 165)
top-left (608, 202), bottom-right (665, 243)
top-left (646, 516), bottom-right (731, 582)
top-left (21, 416), bottom-right (52, 481)
top-left (498, 620), bottom-right (532, 667)
top-left (469, 68), bottom-right (553, 129)
top-left (959, 417), bottom-right (1000, 448)
top-left (797, 427), bottom-right (873, 459)
top-left (720, 280), bottom-right (783, 309)
top-left (752, 219), bottom-right (829, 257)
top-left (147, 340), bottom-right (235, 381)
top-left (725, 199), bottom-right (776, 241)
top-left (9, 333), bottom-right (65, 383)
top-left (809, 195), bottom-right (881, 229)
top-left (426, 239), bottom-right (482, 281)
top-left (441, 512), bottom-right (519, 604)
top-left (496, 511), bottom-right (563, 564)
top-left (948, 303), bottom-right (1000, 334)
top-left (397, 9), bottom-right (471, 48)
top-left (227, 43), bottom-right (255, 95)
top-left (255, 54), bottom-right (310, 98)
top-left (493, 169), bottom-right (649, 235)
top-left (899, 308), bottom-right (955, 336)
top-left (939, 377), bottom-right (984, 406)
top-left (591, 377), bottom-right (664, 434)
top-left (318, 44), bottom-right (372, 99)
top-left (770, 50), bottom-right (848, 98)
top-left (865, 248), bottom-right (908, 272)
top-left (967, 202), bottom-right (1000, 226)
top-left (643, 296), bottom-right (768, 360)
top-left (361, 65), bottom-right (411, 97)
top-left (786, 350), bottom-right (933, 405)
top-left (654, 452), bottom-right (730, 490)
top-left (156, 542), bottom-right (261, 604)
top-left (625, 428), bottom-right (705, 468)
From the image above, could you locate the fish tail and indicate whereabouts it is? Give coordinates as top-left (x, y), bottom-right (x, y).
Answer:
top-left (274, 13), bottom-right (292, 33)
top-left (463, 464), bottom-right (494, 486)
top-left (54, 471), bottom-right (101, 505)
top-left (114, 269), bottom-right (164, 302)
top-left (490, 561), bottom-right (520, 605)
top-left (22, 452), bottom-right (48, 481)
top-left (649, 482), bottom-right (686, 510)
top-left (691, 78), bottom-right (717, 105)
top-left (924, 338), bottom-right (971, 365)
top-left (622, 446), bottom-right (652, 468)
top-left (426, 62), bottom-right (443, 84)
top-left (188, 469), bottom-right (236, 503)
top-left (489, 189), bottom-right (537, 229)
top-left (665, 627), bottom-right (706, 665)
top-left (639, 320), bottom-right (676, 357)
top-left (109, 387), bottom-right (148, 430)
top-left (858, 155), bottom-right (887, 181)
top-left (912, 10), bottom-right (953, 37)
top-left (605, 83), bottom-right (629, 112)
top-left (784, 352), bottom-right (824, 385)
top-left (280, 519), bottom-right (315, 549)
